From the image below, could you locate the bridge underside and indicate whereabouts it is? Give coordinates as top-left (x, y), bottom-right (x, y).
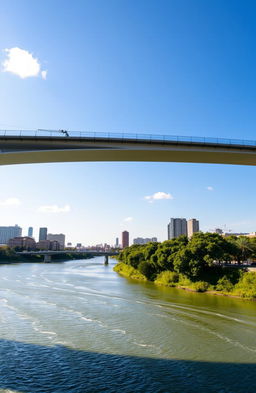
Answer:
top-left (1, 136), bottom-right (256, 166)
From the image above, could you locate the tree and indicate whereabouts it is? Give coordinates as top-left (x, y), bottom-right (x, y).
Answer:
top-left (233, 237), bottom-right (255, 264)
top-left (150, 236), bottom-right (188, 273)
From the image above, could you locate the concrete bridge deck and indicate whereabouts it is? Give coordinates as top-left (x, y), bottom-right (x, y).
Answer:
top-left (16, 250), bottom-right (118, 264)
top-left (1, 130), bottom-right (256, 166)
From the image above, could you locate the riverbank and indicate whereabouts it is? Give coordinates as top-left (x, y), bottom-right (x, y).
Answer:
top-left (116, 233), bottom-right (256, 300)
top-left (114, 262), bottom-right (256, 300)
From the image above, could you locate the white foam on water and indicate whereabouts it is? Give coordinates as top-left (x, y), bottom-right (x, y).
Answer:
top-left (133, 341), bottom-right (155, 348)
top-left (152, 301), bottom-right (256, 327)
top-left (151, 309), bottom-right (256, 354)
top-left (81, 316), bottom-right (94, 322)
top-left (40, 276), bottom-right (54, 284)
top-left (111, 328), bottom-right (126, 335)
top-left (40, 330), bottom-right (57, 335)
top-left (31, 321), bottom-right (56, 339)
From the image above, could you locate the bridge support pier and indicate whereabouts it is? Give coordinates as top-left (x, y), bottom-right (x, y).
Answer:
top-left (104, 255), bottom-right (109, 265)
top-left (44, 254), bottom-right (52, 263)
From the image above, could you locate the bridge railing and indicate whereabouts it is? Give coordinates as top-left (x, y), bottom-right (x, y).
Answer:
top-left (0, 129), bottom-right (256, 147)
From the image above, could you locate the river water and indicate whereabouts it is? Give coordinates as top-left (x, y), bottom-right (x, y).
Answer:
top-left (0, 257), bottom-right (255, 393)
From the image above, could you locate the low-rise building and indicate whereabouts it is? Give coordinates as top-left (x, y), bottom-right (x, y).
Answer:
top-left (36, 240), bottom-right (51, 250)
top-left (8, 236), bottom-right (36, 250)
top-left (50, 240), bottom-right (61, 251)
top-left (223, 232), bottom-right (249, 237)
top-left (133, 237), bottom-right (158, 245)
top-left (36, 240), bottom-right (61, 251)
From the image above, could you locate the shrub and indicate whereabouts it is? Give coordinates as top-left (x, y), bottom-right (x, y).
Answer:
top-left (233, 272), bottom-right (256, 298)
top-left (216, 276), bottom-right (234, 292)
top-left (178, 274), bottom-right (192, 287)
top-left (192, 281), bottom-right (209, 292)
top-left (113, 262), bottom-right (147, 281)
top-left (154, 271), bottom-right (179, 287)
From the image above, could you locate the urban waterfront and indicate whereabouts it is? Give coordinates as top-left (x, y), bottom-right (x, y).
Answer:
top-left (0, 257), bottom-right (255, 392)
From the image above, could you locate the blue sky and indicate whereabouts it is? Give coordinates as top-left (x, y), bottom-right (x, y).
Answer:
top-left (0, 0), bottom-right (256, 245)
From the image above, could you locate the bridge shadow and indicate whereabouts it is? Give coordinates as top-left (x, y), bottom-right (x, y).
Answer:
top-left (0, 339), bottom-right (255, 393)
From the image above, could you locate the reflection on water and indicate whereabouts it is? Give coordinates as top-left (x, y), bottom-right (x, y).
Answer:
top-left (0, 258), bottom-right (255, 392)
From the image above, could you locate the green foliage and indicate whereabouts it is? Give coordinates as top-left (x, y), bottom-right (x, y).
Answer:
top-left (172, 232), bottom-right (234, 280)
top-left (228, 236), bottom-right (255, 264)
top-left (154, 271), bottom-right (179, 287)
top-left (115, 233), bottom-right (256, 299)
top-left (192, 281), bottom-right (209, 292)
top-left (114, 262), bottom-right (147, 281)
top-left (216, 276), bottom-right (234, 292)
top-left (233, 272), bottom-right (256, 298)
top-left (0, 247), bottom-right (19, 262)
top-left (177, 274), bottom-right (193, 287)
top-left (138, 261), bottom-right (157, 280)
top-left (150, 237), bottom-right (188, 273)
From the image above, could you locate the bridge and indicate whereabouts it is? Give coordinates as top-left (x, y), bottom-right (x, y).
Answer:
top-left (16, 250), bottom-right (118, 264)
top-left (1, 130), bottom-right (256, 166)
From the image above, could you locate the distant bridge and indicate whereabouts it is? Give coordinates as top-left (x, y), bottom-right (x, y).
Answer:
top-left (16, 250), bottom-right (118, 264)
top-left (1, 130), bottom-right (256, 166)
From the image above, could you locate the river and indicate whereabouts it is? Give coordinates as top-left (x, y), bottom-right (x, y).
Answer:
top-left (0, 257), bottom-right (255, 392)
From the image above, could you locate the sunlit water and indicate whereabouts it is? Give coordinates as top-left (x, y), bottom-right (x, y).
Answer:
top-left (0, 257), bottom-right (255, 392)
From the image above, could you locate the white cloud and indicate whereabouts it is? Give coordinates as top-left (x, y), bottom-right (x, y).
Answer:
top-left (2, 47), bottom-right (47, 79)
top-left (38, 204), bottom-right (70, 213)
top-left (124, 217), bottom-right (133, 222)
top-left (0, 197), bottom-right (21, 207)
top-left (206, 186), bottom-right (214, 191)
top-left (41, 70), bottom-right (47, 80)
top-left (144, 192), bottom-right (173, 203)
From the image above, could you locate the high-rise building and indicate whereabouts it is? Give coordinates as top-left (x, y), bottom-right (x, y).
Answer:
top-left (167, 218), bottom-right (187, 240)
top-left (187, 219), bottom-right (199, 238)
top-left (47, 233), bottom-right (65, 249)
top-left (115, 237), bottom-right (119, 248)
top-left (0, 225), bottom-right (22, 244)
top-left (28, 227), bottom-right (33, 237)
top-left (39, 227), bottom-right (48, 241)
top-left (122, 231), bottom-right (129, 248)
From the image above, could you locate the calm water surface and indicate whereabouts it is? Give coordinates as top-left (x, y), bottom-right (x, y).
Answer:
top-left (0, 257), bottom-right (255, 392)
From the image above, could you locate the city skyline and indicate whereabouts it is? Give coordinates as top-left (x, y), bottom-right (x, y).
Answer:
top-left (2, 216), bottom-right (256, 248)
top-left (1, 1), bottom-right (256, 244)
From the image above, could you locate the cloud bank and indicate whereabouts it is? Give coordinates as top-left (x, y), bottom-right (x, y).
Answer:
top-left (0, 197), bottom-right (21, 207)
top-left (2, 47), bottom-right (47, 79)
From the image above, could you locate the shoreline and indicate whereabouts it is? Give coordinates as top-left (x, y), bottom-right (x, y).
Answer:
top-left (176, 285), bottom-right (255, 301)
top-left (114, 263), bottom-right (256, 301)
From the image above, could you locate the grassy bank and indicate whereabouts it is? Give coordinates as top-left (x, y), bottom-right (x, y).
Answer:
top-left (114, 262), bottom-right (256, 300)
